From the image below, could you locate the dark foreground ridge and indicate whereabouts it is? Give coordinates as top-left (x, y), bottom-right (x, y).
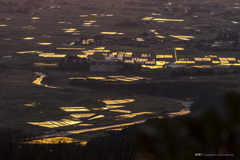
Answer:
top-left (1, 92), bottom-right (240, 160)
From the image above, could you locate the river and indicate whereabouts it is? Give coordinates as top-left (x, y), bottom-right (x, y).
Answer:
top-left (33, 72), bottom-right (63, 89)
top-left (39, 99), bottom-right (193, 138)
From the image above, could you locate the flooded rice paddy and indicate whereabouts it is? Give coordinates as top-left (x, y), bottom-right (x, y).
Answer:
top-left (16, 45), bottom-right (240, 69)
top-left (23, 37), bottom-right (35, 40)
top-left (2, 0), bottom-right (240, 146)
top-left (28, 119), bottom-right (82, 128)
top-left (102, 99), bottom-right (135, 104)
top-left (70, 114), bottom-right (96, 118)
top-left (115, 112), bottom-right (155, 120)
top-left (24, 102), bottom-right (36, 107)
top-left (106, 105), bottom-right (125, 109)
top-left (170, 35), bottom-right (195, 41)
top-left (60, 107), bottom-right (90, 112)
top-left (100, 32), bottom-right (124, 35)
top-left (24, 136), bottom-right (87, 145)
top-left (38, 53), bottom-right (66, 58)
top-left (109, 109), bottom-right (132, 113)
top-left (88, 115), bottom-right (105, 120)
top-left (153, 18), bottom-right (184, 22)
top-left (69, 76), bottom-right (147, 82)
top-left (16, 51), bottom-right (43, 54)
top-left (33, 62), bottom-right (58, 67)
top-left (28, 98), bottom-right (137, 128)
top-left (31, 17), bottom-right (40, 20)
top-left (38, 43), bottom-right (52, 45)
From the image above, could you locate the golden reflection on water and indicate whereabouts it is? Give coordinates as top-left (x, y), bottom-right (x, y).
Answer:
top-left (39, 53), bottom-right (66, 58)
top-left (103, 99), bottom-right (135, 105)
top-left (220, 60), bottom-right (229, 64)
top-left (227, 57), bottom-right (236, 61)
top-left (31, 17), bottom-right (40, 20)
top-left (24, 137), bottom-right (86, 145)
top-left (63, 28), bottom-right (80, 33)
top-left (73, 33), bottom-right (81, 35)
top-left (232, 21), bottom-right (239, 24)
top-left (88, 115), bottom-right (105, 120)
top-left (91, 108), bottom-right (104, 111)
top-left (79, 141), bottom-right (88, 146)
top-left (61, 107), bottom-right (90, 112)
top-left (44, 85), bottom-right (62, 89)
top-left (212, 61), bottom-right (220, 64)
top-left (70, 113), bottom-right (96, 118)
top-left (156, 55), bottom-right (173, 58)
top-left (33, 72), bottom-right (63, 89)
top-left (17, 51), bottom-right (43, 54)
top-left (65, 30), bottom-right (76, 33)
top-left (194, 58), bottom-right (203, 61)
top-left (115, 112), bottom-right (155, 119)
top-left (68, 121), bottom-right (144, 134)
top-left (106, 105), bottom-right (125, 109)
top-left (109, 109), bottom-right (131, 113)
top-left (77, 123), bottom-right (93, 126)
top-left (170, 35), bottom-right (195, 41)
top-left (38, 43), bottom-right (52, 45)
top-left (23, 37), bottom-right (35, 40)
top-left (24, 102), bottom-right (35, 106)
top-left (219, 57), bottom-right (227, 61)
top-left (68, 77), bottom-right (87, 80)
top-left (94, 47), bottom-right (105, 50)
top-left (28, 119), bottom-right (82, 128)
top-left (152, 13), bottom-right (161, 15)
top-left (21, 26), bottom-right (36, 29)
top-left (168, 108), bottom-right (190, 116)
top-left (106, 128), bottom-right (123, 131)
top-left (155, 35), bottom-right (165, 38)
top-left (190, 65), bottom-right (212, 68)
top-left (153, 18), bottom-right (184, 21)
top-left (67, 76), bottom-right (146, 82)
top-left (141, 65), bottom-right (163, 69)
top-left (175, 47), bottom-right (184, 50)
top-left (33, 62), bottom-right (58, 67)
top-left (80, 15), bottom-right (88, 17)
top-left (88, 77), bottom-right (106, 80)
top-left (63, 28), bottom-right (77, 31)
top-left (136, 38), bottom-right (145, 41)
top-left (56, 47), bottom-right (85, 50)
top-left (100, 32), bottom-right (117, 34)
top-left (84, 20), bottom-right (97, 23)
top-left (33, 74), bottom-right (46, 85)
top-left (156, 61), bottom-right (167, 65)
top-left (142, 17), bottom-right (153, 20)
top-left (202, 58), bottom-right (211, 61)
top-left (220, 63), bottom-right (240, 66)
top-left (77, 55), bottom-right (88, 58)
